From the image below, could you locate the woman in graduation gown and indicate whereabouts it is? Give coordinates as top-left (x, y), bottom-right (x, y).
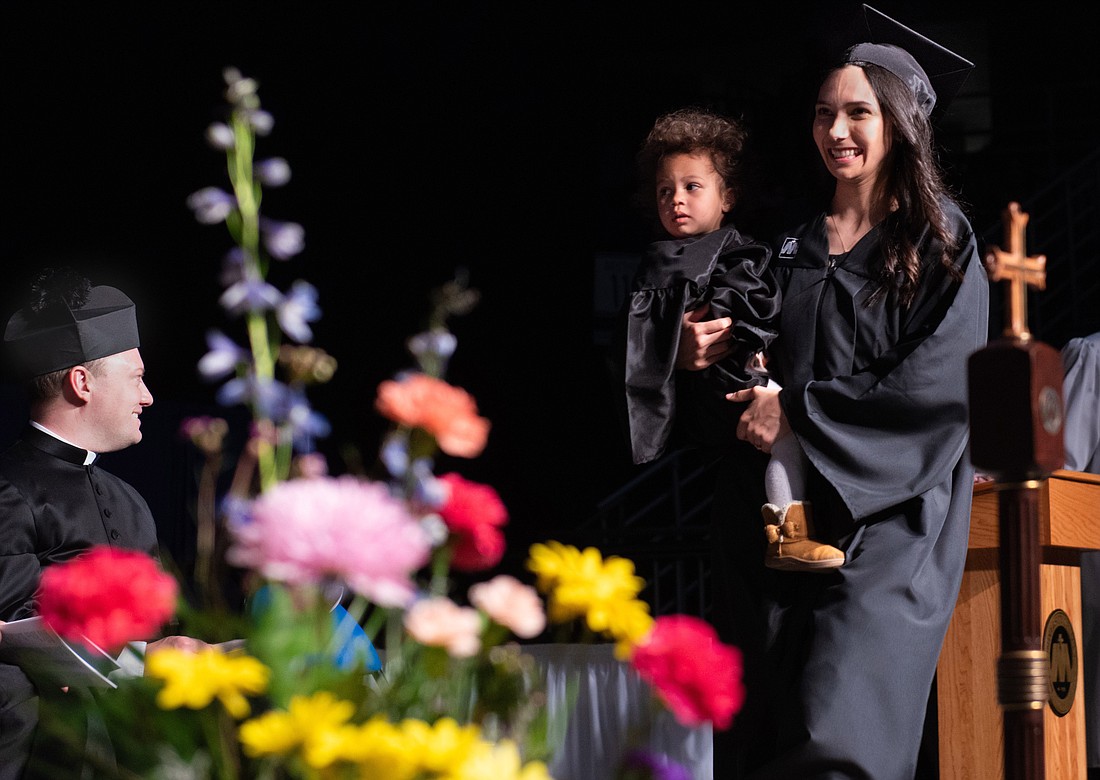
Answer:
top-left (690, 23), bottom-right (991, 780)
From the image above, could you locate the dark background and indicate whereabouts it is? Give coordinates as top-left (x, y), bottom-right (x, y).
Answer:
top-left (1, 2), bottom-right (1096, 573)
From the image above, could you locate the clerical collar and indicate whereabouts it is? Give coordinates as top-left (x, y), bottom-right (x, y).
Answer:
top-left (30, 421), bottom-right (97, 465)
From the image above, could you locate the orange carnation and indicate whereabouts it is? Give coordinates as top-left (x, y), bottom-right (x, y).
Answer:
top-left (375, 373), bottom-right (490, 458)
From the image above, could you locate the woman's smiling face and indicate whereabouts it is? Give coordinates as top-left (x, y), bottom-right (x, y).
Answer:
top-left (813, 65), bottom-right (891, 187)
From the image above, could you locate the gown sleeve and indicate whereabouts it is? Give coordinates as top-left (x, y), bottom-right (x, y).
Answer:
top-left (700, 237), bottom-right (781, 389)
top-left (620, 228), bottom-right (780, 464)
top-left (1061, 333), bottom-right (1100, 473)
top-left (780, 209), bottom-right (990, 520)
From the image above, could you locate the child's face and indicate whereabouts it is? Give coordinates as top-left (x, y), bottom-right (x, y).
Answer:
top-left (655, 152), bottom-right (731, 238)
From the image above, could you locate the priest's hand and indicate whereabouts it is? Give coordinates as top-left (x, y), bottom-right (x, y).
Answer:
top-left (146, 635), bottom-right (211, 655)
top-left (728, 384), bottom-right (788, 454)
top-left (675, 303), bottom-right (733, 370)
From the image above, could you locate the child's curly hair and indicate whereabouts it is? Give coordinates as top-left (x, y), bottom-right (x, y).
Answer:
top-left (634, 107), bottom-right (748, 224)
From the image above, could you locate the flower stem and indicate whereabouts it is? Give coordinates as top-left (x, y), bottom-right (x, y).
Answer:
top-left (229, 110), bottom-right (279, 491)
top-left (362, 605), bottom-right (387, 646)
top-left (199, 707), bottom-right (239, 780)
top-left (430, 543), bottom-right (452, 596)
top-left (195, 453), bottom-right (222, 609)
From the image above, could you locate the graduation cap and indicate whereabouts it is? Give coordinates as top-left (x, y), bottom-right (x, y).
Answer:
top-left (835, 4), bottom-right (975, 117)
top-left (4, 270), bottom-right (140, 378)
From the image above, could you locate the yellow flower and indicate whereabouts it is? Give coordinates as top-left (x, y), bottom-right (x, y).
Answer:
top-left (400, 717), bottom-right (483, 774)
top-left (238, 710), bottom-right (300, 757)
top-left (446, 738), bottom-right (552, 780)
top-left (526, 541), bottom-right (584, 593)
top-left (340, 718), bottom-right (420, 779)
top-left (606, 598), bottom-right (656, 656)
top-left (528, 542), bottom-right (649, 643)
top-left (145, 648), bottom-right (269, 718)
top-left (304, 722), bottom-right (363, 770)
top-left (238, 691), bottom-right (356, 764)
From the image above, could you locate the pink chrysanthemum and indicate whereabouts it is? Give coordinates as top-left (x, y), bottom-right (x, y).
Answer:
top-left (437, 473), bottom-right (508, 572)
top-left (37, 546), bottom-right (178, 654)
top-left (630, 615), bottom-right (745, 731)
top-left (227, 476), bottom-right (432, 608)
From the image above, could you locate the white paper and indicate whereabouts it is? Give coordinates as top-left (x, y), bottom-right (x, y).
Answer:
top-left (0, 616), bottom-right (120, 689)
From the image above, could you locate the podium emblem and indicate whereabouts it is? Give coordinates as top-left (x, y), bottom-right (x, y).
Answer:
top-left (1038, 385), bottom-right (1063, 435)
top-left (1043, 608), bottom-right (1078, 716)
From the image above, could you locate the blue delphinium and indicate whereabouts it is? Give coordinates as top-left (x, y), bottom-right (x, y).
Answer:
top-left (187, 67), bottom-right (332, 489)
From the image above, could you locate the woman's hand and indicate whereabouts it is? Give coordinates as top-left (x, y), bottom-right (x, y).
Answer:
top-left (675, 303), bottom-right (733, 370)
top-left (728, 384), bottom-right (789, 454)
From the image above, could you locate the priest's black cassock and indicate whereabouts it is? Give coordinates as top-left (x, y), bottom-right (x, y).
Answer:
top-left (0, 426), bottom-right (159, 779)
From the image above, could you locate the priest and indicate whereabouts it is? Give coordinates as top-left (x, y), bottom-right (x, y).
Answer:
top-left (0, 268), bottom-right (202, 778)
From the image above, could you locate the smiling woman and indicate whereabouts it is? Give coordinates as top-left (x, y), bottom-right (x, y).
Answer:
top-left (678, 8), bottom-right (989, 777)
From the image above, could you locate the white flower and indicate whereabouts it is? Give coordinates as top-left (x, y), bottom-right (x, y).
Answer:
top-left (469, 575), bottom-right (546, 638)
top-left (186, 187), bottom-right (235, 224)
top-left (404, 597), bottom-right (482, 658)
top-left (205, 123), bottom-right (235, 150)
top-left (256, 157), bottom-right (291, 187)
top-left (260, 218), bottom-right (305, 260)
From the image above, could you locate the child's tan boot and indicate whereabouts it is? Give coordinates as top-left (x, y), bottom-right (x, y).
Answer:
top-left (762, 501), bottom-right (844, 572)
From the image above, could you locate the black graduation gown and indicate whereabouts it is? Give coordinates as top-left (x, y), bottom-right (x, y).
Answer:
top-left (733, 202), bottom-right (989, 779)
top-left (0, 425), bottom-right (158, 779)
top-left (620, 225), bottom-right (781, 464)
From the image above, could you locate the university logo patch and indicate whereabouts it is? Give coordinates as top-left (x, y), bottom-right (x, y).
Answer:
top-left (779, 237), bottom-right (799, 259)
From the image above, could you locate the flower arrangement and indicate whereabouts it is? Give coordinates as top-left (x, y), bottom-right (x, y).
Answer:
top-left (26, 68), bottom-right (744, 780)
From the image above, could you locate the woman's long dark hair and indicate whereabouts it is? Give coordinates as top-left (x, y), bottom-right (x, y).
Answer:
top-left (853, 62), bottom-right (963, 306)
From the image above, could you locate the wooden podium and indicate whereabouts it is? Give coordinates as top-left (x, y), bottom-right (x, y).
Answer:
top-left (938, 470), bottom-right (1100, 778)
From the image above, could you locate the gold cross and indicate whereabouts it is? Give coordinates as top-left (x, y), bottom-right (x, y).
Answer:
top-left (985, 202), bottom-right (1047, 340)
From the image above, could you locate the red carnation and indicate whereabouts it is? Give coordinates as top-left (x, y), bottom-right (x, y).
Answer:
top-left (437, 473), bottom-right (508, 572)
top-left (630, 615), bottom-right (745, 731)
top-left (37, 546), bottom-right (179, 654)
